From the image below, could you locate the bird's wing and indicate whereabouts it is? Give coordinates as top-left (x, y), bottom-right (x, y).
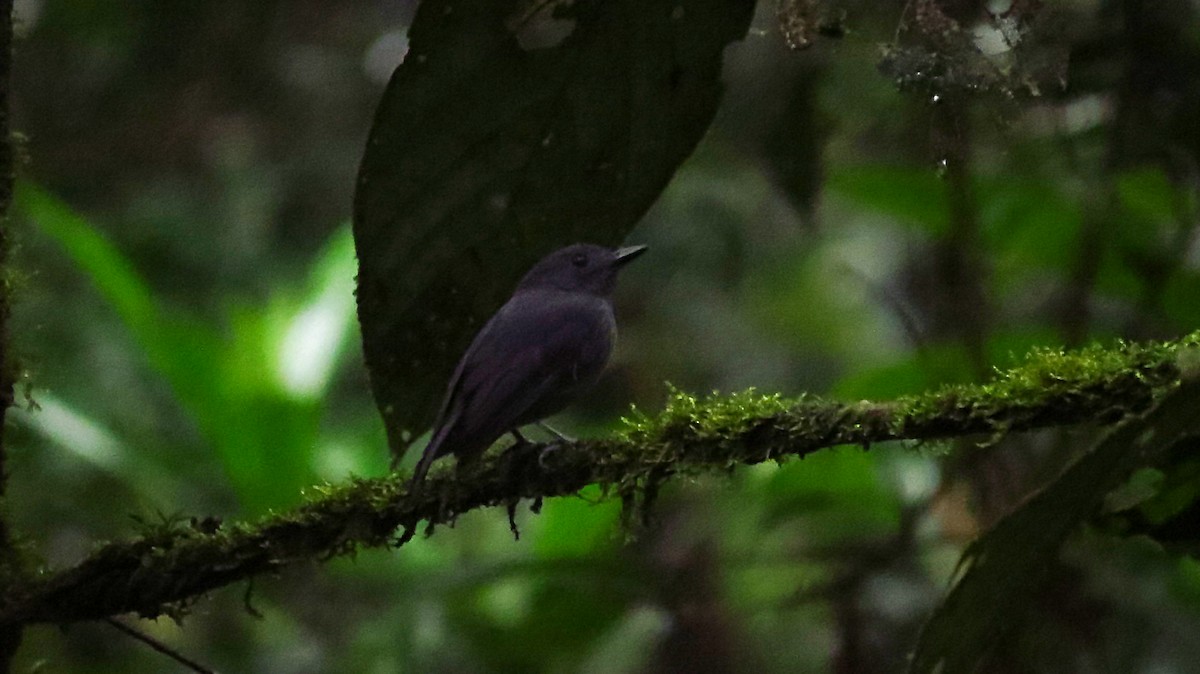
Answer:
top-left (409, 294), bottom-right (609, 486)
top-left (449, 298), bottom-right (604, 447)
top-left (409, 314), bottom-right (499, 483)
top-left (404, 321), bottom-right (477, 477)
top-left (453, 293), bottom-right (614, 441)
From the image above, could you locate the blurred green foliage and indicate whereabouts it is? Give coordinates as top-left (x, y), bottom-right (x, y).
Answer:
top-left (18, 184), bottom-right (370, 515)
top-left (5, 1), bottom-right (1200, 673)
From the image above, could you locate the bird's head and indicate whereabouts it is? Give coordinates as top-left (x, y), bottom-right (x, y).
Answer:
top-left (516, 243), bottom-right (647, 296)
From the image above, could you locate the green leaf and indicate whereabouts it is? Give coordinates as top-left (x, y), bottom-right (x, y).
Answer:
top-left (826, 165), bottom-right (950, 236)
top-left (11, 392), bottom-right (184, 502)
top-left (977, 176), bottom-right (1082, 278)
top-left (19, 183), bottom-right (354, 514)
top-left (352, 0), bottom-right (756, 460)
top-left (1162, 271), bottom-right (1200, 328)
top-left (271, 224), bottom-right (358, 400)
top-left (534, 485), bottom-right (621, 559)
top-left (909, 377), bottom-right (1200, 674)
top-left (19, 183), bottom-right (157, 337)
top-left (203, 303), bottom-right (317, 512)
top-left (17, 182), bottom-right (225, 415)
top-left (834, 358), bottom-right (935, 400)
top-left (762, 447), bottom-right (900, 536)
top-left (1116, 168), bottom-right (1177, 224)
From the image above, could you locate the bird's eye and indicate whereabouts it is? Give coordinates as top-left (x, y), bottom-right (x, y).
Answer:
top-left (571, 253), bottom-right (588, 267)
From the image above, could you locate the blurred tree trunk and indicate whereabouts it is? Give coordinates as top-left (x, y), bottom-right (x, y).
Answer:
top-left (0, 0), bottom-right (22, 670)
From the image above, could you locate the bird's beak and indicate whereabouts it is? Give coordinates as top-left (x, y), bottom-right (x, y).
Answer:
top-left (613, 245), bottom-right (648, 267)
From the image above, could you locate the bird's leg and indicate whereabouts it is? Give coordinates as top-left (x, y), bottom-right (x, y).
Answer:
top-left (537, 421), bottom-right (575, 443)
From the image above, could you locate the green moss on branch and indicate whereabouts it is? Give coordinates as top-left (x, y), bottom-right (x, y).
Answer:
top-left (1, 332), bottom-right (1196, 626)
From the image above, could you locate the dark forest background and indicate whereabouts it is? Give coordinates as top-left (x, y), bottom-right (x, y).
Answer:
top-left (5, 1), bottom-right (1200, 672)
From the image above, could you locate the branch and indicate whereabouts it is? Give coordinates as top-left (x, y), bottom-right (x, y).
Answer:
top-left (0, 334), bottom-right (1195, 627)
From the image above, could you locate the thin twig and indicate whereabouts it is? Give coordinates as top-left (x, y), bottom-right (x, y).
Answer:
top-left (104, 617), bottom-right (217, 674)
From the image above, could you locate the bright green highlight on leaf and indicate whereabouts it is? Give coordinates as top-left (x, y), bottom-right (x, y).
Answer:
top-left (272, 226), bottom-right (358, 400)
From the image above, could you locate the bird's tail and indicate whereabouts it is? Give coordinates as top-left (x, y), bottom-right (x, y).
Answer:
top-left (407, 408), bottom-right (461, 490)
top-left (408, 447), bottom-right (438, 490)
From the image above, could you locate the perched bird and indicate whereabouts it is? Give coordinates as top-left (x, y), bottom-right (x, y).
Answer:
top-left (408, 242), bottom-right (647, 487)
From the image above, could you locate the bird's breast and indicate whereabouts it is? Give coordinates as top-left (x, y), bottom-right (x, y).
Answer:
top-left (544, 300), bottom-right (612, 383)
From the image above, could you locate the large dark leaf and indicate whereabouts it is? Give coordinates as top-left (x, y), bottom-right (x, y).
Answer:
top-left (909, 372), bottom-right (1200, 673)
top-left (352, 0), bottom-right (755, 459)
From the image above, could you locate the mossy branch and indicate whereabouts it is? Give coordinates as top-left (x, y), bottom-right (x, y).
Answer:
top-left (1, 333), bottom-right (1197, 627)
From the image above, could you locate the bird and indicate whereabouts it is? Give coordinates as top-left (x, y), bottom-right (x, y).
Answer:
top-left (408, 242), bottom-right (647, 488)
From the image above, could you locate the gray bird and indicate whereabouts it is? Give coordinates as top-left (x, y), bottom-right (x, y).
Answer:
top-left (409, 242), bottom-right (647, 487)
